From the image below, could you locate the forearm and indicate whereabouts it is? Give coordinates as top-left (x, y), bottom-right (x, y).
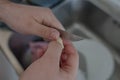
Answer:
top-left (0, 0), bottom-right (10, 4)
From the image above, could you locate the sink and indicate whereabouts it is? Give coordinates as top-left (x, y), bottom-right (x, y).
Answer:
top-left (52, 0), bottom-right (120, 79)
top-left (53, 0), bottom-right (120, 55)
top-left (0, 51), bottom-right (19, 80)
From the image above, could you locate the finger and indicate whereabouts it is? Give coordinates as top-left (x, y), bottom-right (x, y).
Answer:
top-left (32, 49), bottom-right (43, 62)
top-left (29, 42), bottom-right (48, 51)
top-left (62, 40), bottom-right (79, 74)
top-left (34, 9), bottom-right (65, 31)
top-left (30, 42), bottom-right (48, 61)
top-left (43, 14), bottom-right (65, 30)
top-left (29, 21), bottom-right (60, 40)
top-left (41, 40), bottom-right (63, 66)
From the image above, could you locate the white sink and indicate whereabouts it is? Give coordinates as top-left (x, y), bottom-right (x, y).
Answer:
top-left (74, 40), bottom-right (114, 80)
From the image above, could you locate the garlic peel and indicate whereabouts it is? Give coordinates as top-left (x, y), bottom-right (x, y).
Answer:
top-left (57, 38), bottom-right (64, 49)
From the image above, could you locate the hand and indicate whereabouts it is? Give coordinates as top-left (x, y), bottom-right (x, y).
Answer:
top-left (0, 2), bottom-right (64, 40)
top-left (20, 40), bottom-right (79, 80)
top-left (29, 42), bottom-right (48, 62)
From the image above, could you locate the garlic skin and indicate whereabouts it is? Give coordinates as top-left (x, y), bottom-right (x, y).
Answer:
top-left (57, 38), bottom-right (64, 49)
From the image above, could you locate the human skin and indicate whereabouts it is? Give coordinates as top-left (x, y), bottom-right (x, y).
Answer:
top-left (20, 40), bottom-right (79, 80)
top-left (0, 0), bottom-right (64, 40)
top-left (0, 1), bottom-right (79, 80)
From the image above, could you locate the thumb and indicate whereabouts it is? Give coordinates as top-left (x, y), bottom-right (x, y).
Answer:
top-left (41, 40), bottom-right (63, 66)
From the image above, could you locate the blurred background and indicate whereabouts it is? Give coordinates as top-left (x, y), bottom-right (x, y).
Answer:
top-left (0, 0), bottom-right (120, 80)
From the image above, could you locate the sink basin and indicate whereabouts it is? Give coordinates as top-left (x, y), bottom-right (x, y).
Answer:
top-left (53, 0), bottom-right (120, 55)
top-left (52, 0), bottom-right (120, 79)
top-left (74, 39), bottom-right (114, 80)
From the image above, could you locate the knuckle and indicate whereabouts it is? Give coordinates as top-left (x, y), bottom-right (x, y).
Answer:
top-left (39, 29), bottom-right (48, 38)
top-left (50, 28), bottom-right (58, 33)
top-left (39, 28), bottom-right (56, 39)
top-left (49, 28), bottom-right (59, 36)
